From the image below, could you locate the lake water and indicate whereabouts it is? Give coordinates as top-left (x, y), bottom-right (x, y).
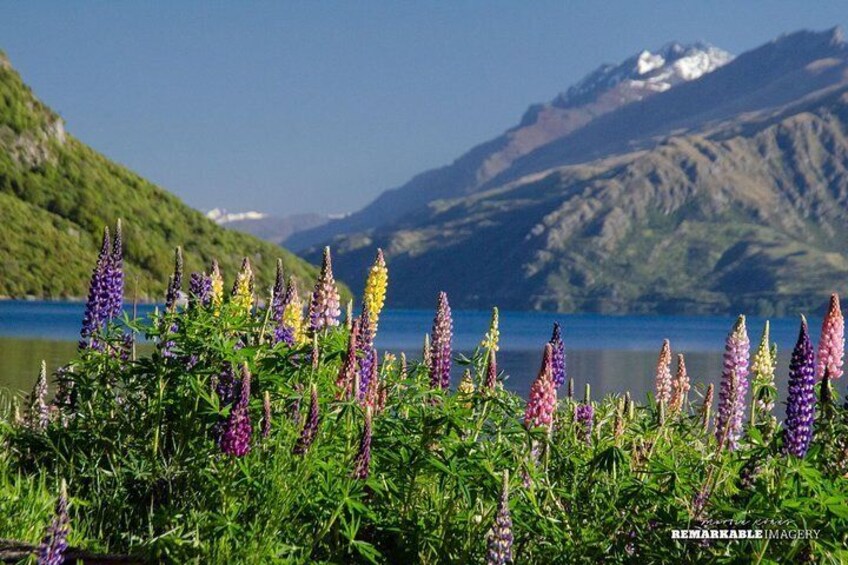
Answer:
top-left (0, 301), bottom-right (825, 407)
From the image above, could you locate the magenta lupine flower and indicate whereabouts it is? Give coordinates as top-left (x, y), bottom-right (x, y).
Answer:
top-left (105, 219), bottom-right (124, 320)
top-left (485, 350), bottom-right (498, 390)
top-left (549, 322), bottom-right (566, 388)
top-left (37, 480), bottom-right (69, 565)
top-left (575, 402), bottom-right (594, 444)
top-left (79, 227), bottom-right (112, 349)
top-left (271, 258), bottom-right (286, 323)
top-left (189, 272), bottom-right (212, 308)
top-left (784, 316), bottom-right (817, 458)
top-left (429, 292), bottom-right (453, 390)
top-left (308, 247), bottom-right (341, 331)
top-left (816, 293), bottom-right (844, 381)
top-left (220, 364), bottom-right (253, 457)
top-left (715, 315), bottom-right (750, 451)
top-left (352, 407), bottom-right (372, 480)
top-left (164, 247), bottom-right (183, 311)
top-left (293, 385), bottom-right (319, 455)
top-left (486, 471), bottom-right (513, 565)
top-left (524, 344), bottom-right (557, 430)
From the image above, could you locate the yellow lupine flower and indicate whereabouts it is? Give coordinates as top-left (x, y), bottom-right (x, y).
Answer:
top-left (210, 260), bottom-right (224, 315)
top-left (363, 249), bottom-right (388, 333)
top-left (480, 307), bottom-right (500, 352)
top-left (283, 277), bottom-right (306, 345)
top-left (231, 258), bottom-right (254, 314)
top-left (458, 369), bottom-right (475, 408)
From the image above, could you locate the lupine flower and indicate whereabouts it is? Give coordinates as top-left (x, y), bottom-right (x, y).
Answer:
top-left (27, 360), bottom-right (49, 431)
top-left (485, 350), bottom-right (498, 390)
top-left (817, 293), bottom-right (844, 381)
top-left (655, 339), bottom-right (673, 405)
top-left (481, 307), bottom-right (500, 352)
top-left (79, 227), bottom-right (112, 349)
top-left (549, 322), bottom-right (566, 388)
top-left (524, 344), bottom-right (557, 430)
top-left (784, 316), bottom-right (816, 458)
top-left (165, 247), bottom-right (183, 312)
top-left (336, 320), bottom-right (360, 399)
top-left (352, 407), bottom-right (373, 480)
top-left (273, 324), bottom-right (295, 347)
top-left (750, 321), bottom-right (777, 430)
top-left (188, 272), bottom-right (212, 308)
top-left (282, 277), bottom-right (306, 345)
top-left (271, 259), bottom-right (286, 323)
top-left (293, 384), bottom-right (319, 455)
top-left (575, 384), bottom-right (594, 443)
top-left (231, 258), bottom-right (254, 314)
top-left (400, 352), bottom-right (408, 380)
top-left (714, 315), bottom-right (750, 451)
top-left (363, 348), bottom-right (379, 408)
top-left (105, 219), bottom-right (124, 320)
top-left (210, 259), bottom-right (224, 314)
top-left (429, 292), bottom-right (453, 390)
top-left (486, 470), bottom-right (513, 565)
top-left (262, 391), bottom-right (272, 439)
top-left (37, 479), bottom-right (69, 565)
top-left (670, 353), bottom-right (690, 412)
top-left (458, 370), bottom-right (475, 408)
top-left (220, 364), bottom-right (253, 457)
top-left (308, 247), bottom-right (341, 331)
top-left (363, 248), bottom-right (388, 334)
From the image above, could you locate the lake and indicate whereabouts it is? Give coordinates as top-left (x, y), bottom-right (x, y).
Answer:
top-left (0, 301), bottom-right (823, 408)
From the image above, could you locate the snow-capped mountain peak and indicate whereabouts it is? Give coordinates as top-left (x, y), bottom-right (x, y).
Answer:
top-left (206, 208), bottom-right (269, 224)
top-left (554, 42), bottom-right (733, 108)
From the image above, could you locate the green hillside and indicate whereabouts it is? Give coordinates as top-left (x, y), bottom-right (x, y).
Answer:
top-left (0, 51), bottom-right (332, 300)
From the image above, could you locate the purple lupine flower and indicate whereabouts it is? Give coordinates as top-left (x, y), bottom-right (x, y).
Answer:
top-left (308, 247), bottom-right (341, 331)
top-left (213, 364), bottom-right (236, 444)
top-left (336, 320), bottom-right (360, 399)
top-left (271, 259), bottom-right (286, 323)
top-left (220, 364), bottom-right (253, 457)
top-left (352, 407), bottom-right (372, 479)
top-left (549, 322), bottom-right (566, 388)
top-left (575, 402), bottom-right (594, 444)
top-left (37, 480), bottom-right (69, 565)
top-left (188, 272), bottom-right (212, 308)
top-left (262, 391), bottom-right (272, 439)
top-left (714, 315), bottom-right (750, 451)
top-left (485, 350), bottom-right (498, 390)
top-left (164, 247), bottom-right (183, 312)
top-left (486, 471), bottom-right (513, 565)
top-left (358, 347), bottom-right (377, 402)
top-left (293, 384), bottom-right (319, 455)
top-left (273, 324), bottom-right (295, 347)
top-left (105, 219), bottom-right (124, 320)
top-left (428, 292), bottom-right (453, 390)
top-left (524, 344), bottom-right (557, 430)
top-left (79, 227), bottom-right (112, 349)
top-left (816, 293), bottom-right (844, 381)
top-left (784, 316), bottom-right (817, 458)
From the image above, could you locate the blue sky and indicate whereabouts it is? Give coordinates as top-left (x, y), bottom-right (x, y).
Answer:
top-left (1, 2), bottom-right (845, 216)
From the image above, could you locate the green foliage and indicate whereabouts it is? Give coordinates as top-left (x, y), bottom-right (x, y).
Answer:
top-left (0, 57), bottom-right (336, 299)
top-left (1, 294), bottom-right (847, 563)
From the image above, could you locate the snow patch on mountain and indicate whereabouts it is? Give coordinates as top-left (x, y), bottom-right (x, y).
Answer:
top-left (206, 208), bottom-right (269, 224)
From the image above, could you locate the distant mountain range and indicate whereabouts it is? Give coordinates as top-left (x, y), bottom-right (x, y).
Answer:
top-left (274, 27), bottom-right (848, 315)
top-left (206, 208), bottom-right (344, 247)
top-left (0, 52), bottom-right (325, 300)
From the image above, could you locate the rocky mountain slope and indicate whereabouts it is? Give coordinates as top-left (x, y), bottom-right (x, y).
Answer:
top-left (0, 52), bottom-right (324, 299)
top-left (302, 28), bottom-right (848, 315)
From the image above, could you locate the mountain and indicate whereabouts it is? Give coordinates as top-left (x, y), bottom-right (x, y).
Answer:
top-left (300, 28), bottom-right (848, 315)
top-left (0, 52), bottom-right (327, 300)
top-left (207, 209), bottom-right (336, 246)
top-left (287, 41), bottom-right (733, 251)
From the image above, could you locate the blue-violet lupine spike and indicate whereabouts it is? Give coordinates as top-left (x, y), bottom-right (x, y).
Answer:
top-left (784, 316), bottom-right (816, 458)
top-left (293, 385), bottom-right (319, 455)
top-left (549, 322), bottom-right (566, 388)
top-left (37, 480), bottom-right (69, 565)
top-left (352, 407), bottom-right (372, 479)
top-left (79, 227), bottom-right (111, 349)
top-left (220, 364), bottom-right (253, 457)
top-left (429, 291), bottom-right (453, 390)
top-left (486, 470), bottom-right (513, 565)
top-left (714, 315), bottom-right (750, 451)
top-left (271, 258), bottom-right (286, 323)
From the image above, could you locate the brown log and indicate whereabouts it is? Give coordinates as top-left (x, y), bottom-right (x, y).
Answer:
top-left (0, 538), bottom-right (146, 564)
